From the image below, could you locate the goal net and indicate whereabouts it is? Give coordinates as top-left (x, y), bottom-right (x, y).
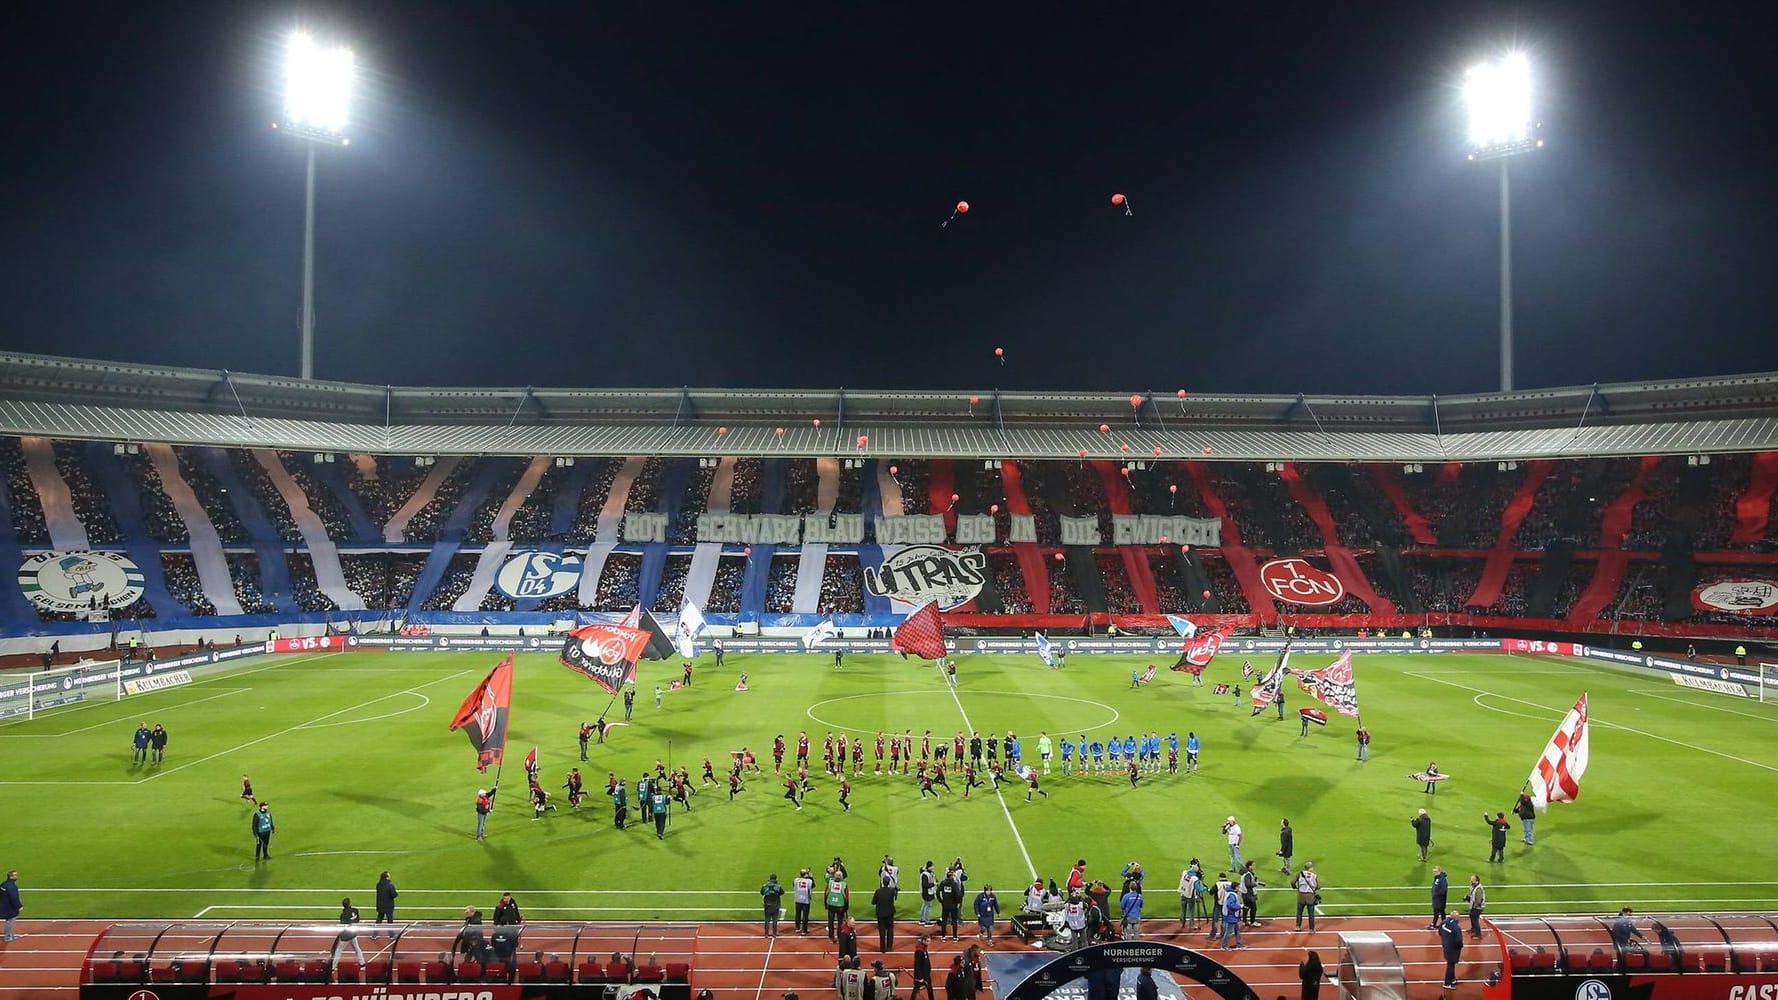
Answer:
top-left (1761, 663), bottom-right (1778, 704)
top-left (0, 660), bottom-right (123, 722)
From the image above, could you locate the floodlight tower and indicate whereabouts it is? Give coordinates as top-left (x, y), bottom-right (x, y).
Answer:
top-left (1464, 52), bottom-right (1542, 392)
top-left (273, 31), bottom-right (354, 381)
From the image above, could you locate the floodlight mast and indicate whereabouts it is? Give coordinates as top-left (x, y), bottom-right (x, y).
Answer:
top-left (274, 31), bottom-right (354, 381)
top-left (1464, 53), bottom-right (1543, 393)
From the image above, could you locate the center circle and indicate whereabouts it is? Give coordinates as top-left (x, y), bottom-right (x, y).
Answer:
top-left (805, 690), bottom-right (1121, 738)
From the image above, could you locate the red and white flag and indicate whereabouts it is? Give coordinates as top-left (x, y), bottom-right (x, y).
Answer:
top-left (1526, 692), bottom-right (1590, 811)
top-left (891, 601), bottom-right (948, 660)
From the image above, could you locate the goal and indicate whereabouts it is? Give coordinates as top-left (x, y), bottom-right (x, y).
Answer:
top-left (0, 660), bottom-right (124, 722)
top-left (1761, 663), bottom-right (1778, 704)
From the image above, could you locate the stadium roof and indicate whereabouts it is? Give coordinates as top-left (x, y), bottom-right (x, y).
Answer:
top-left (2, 350), bottom-right (1776, 462)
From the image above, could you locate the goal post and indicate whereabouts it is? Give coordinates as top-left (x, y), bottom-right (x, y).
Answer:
top-left (1761, 663), bottom-right (1778, 704)
top-left (0, 660), bottom-right (124, 722)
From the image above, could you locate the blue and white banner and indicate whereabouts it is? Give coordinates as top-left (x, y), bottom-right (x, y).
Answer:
top-left (1035, 631), bottom-right (1058, 667)
top-left (674, 599), bottom-right (707, 659)
top-left (801, 618), bottom-right (838, 650)
top-left (1166, 614), bottom-right (1198, 639)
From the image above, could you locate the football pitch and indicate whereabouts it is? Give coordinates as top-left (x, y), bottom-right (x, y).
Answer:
top-left (3, 647), bottom-right (1775, 921)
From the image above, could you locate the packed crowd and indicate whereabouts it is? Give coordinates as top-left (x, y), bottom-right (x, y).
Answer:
top-left (0, 437), bottom-right (50, 544)
top-left (52, 441), bottom-right (122, 544)
top-left (339, 554), bottom-right (428, 610)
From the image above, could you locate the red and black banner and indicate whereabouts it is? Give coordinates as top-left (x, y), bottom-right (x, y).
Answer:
top-left (560, 624), bottom-right (650, 694)
top-left (1171, 627), bottom-right (1228, 673)
top-left (448, 655), bottom-right (514, 772)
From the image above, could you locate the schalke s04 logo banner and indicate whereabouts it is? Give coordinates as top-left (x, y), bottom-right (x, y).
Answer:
top-left (863, 544), bottom-right (987, 611)
top-left (18, 551), bottom-right (145, 613)
top-left (495, 550), bottom-right (583, 600)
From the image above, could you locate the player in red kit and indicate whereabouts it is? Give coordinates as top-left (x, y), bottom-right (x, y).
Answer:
top-left (773, 735), bottom-right (786, 774)
top-left (874, 733), bottom-right (886, 774)
top-left (851, 738), bottom-right (864, 775)
top-left (797, 732), bottom-right (810, 767)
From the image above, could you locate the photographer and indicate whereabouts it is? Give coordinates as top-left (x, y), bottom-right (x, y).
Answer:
top-left (1239, 862), bottom-right (1263, 927)
top-left (1292, 863), bottom-right (1320, 931)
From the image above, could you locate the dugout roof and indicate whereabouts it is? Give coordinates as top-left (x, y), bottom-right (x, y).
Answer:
top-left (2, 350), bottom-right (1776, 462)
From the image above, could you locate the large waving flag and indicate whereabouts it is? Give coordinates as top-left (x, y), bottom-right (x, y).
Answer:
top-left (674, 599), bottom-right (708, 659)
top-left (1035, 632), bottom-right (1058, 667)
top-left (1294, 650), bottom-right (1360, 718)
top-left (801, 618), bottom-right (839, 650)
top-left (1527, 692), bottom-right (1591, 811)
top-left (1250, 645), bottom-right (1293, 716)
top-left (560, 624), bottom-right (651, 694)
top-left (1171, 627), bottom-right (1228, 673)
top-left (1166, 615), bottom-right (1198, 639)
top-left (448, 656), bottom-right (514, 772)
top-left (891, 601), bottom-right (948, 660)
top-left (620, 604), bottom-right (643, 628)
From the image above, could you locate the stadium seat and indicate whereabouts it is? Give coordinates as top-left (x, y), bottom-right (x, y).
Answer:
top-left (1702, 950), bottom-right (1728, 973)
top-left (86, 961), bottom-right (118, 983)
top-left (176, 961), bottom-right (208, 982)
top-left (1530, 952), bottom-right (1556, 973)
top-left (396, 961), bottom-right (423, 983)
top-left (364, 959), bottom-right (390, 982)
top-left (302, 960), bottom-right (330, 982)
top-left (337, 959), bottom-right (362, 982)
top-left (115, 960), bottom-right (144, 982)
top-left (1508, 950), bottom-right (1531, 975)
top-left (1681, 953), bottom-right (1704, 973)
top-left (423, 960), bottom-right (449, 982)
top-left (1647, 954), bottom-right (1673, 972)
top-left (608, 961), bottom-right (631, 982)
top-left (1622, 951), bottom-right (1647, 971)
top-left (275, 959), bottom-right (302, 981)
top-left (483, 960), bottom-right (509, 982)
top-left (458, 961), bottom-right (483, 981)
top-left (1562, 952), bottom-right (1587, 973)
top-left (545, 959), bottom-right (571, 982)
top-left (1588, 950), bottom-right (1613, 972)
top-left (517, 960), bottom-right (544, 981)
top-left (1761, 953), bottom-right (1778, 973)
top-left (150, 964), bottom-right (177, 984)
top-left (634, 964), bottom-right (666, 983)
top-left (665, 962), bottom-right (691, 981)
top-left (577, 960), bottom-right (604, 983)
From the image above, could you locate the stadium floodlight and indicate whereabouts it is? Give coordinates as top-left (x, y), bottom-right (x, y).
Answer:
top-left (273, 30), bottom-right (355, 381)
top-left (1462, 51), bottom-right (1543, 393)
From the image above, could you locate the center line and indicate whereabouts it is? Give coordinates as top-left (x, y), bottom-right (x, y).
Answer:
top-left (935, 660), bottom-right (1038, 881)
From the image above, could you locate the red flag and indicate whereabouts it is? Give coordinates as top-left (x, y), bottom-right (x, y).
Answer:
top-left (620, 604), bottom-right (642, 628)
top-left (524, 746), bottom-right (538, 775)
top-left (1527, 692), bottom-right (1590, 811)
top-left (448, 656), bottom-right (514, 772)
top-left (1171, 627), bottom-right (1228, 672)
top-left (560, 624), bottom-right (650, 694)
top-left (891, 602), bottom-right (948, 660)
top-left (1294, 650), bottom-right (1360, 718)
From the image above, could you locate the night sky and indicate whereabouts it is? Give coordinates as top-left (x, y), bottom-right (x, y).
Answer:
top-left (2, 3), bottom-right (1774, 395)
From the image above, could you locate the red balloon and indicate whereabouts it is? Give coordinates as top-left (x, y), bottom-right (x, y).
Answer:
top-left (1202, 589), bottom-right (1212, 600)
top-left (1119, 443), bottom-right (1130, 453)
top-left (775, 426), bottom-right (785, 436)
top-left (1168, 484), bottom-right (1178, 494)
top-left (717, 426), bottom-right (728, 436)
top-left (1176, 389), bottom-right (1187, 399)
top-left (950, 493), bottom-right (960, 503)
top-left (812, 418), bottom-right (822, 428)
top-left (1129, 393), bottom-right (1142, 408)
top-left (989, 503), bottom-right (999, 514)
top-left (956, 200), bottom-right (970, 214)
top-left (743, 546), bottom-right (753, 557)
top-left (1202, 446), bottom-right (1214, 456)
top-left (1159, 535), bottom-right (1169, 544)
top-left (1152, 447), bottom-right (1163, 457)
top-left (1077, 449), bottom-right (1088, 458)
top-left (1098, 424), bottom-right (1110, 434)
top-left (1111, 193), bottom-right (1126, 206)
top-left (1183, 545), bottom-right (1193, 554)
top-left (969, 395), bottom-right (980, 406)
top-left (1053, 552), bottom-right (1064, 562)
top-left (889, 465), bottom-right (899, 476)
top-left (857, 434), bottom-right (868, 447)
top-left (1120, 467), bottom-right (1131, 477)
top-left (994, 347), bottom-right (1004, 357)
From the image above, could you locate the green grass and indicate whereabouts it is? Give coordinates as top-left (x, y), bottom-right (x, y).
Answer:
top-left (3, 648), bottom-right (1775, 920)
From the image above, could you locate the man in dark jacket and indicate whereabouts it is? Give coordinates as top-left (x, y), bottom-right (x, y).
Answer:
top-left (910, 938), bottom-right (934, 1000)
top-left (1429, 867), bottom-right (1448, 928)
top-left (936, 871), bottom-right (963, 941)
top-left (1, 870), bottom-right (21, 942)
top-left (872, 877), bottom-right (898, 951)
top-left (251, 803), bottom-right (275, 861)
top-left (374, 871), bottom-right (398, 932)
top-left (149, 724), bottom-right (168, 765)
top-left (1411, 809), bottom-right (1432, 862)
top-left (1485, 812), bottom-right (1511, 863)
top-left (1278, 819), bottom-right (1295, 876)
top-left (1437, 913), bottom-right (1464, 988)
top-left (1515, 793), bottom-right (1537, 845)
top-left (760, 873), bottom-right (784, 938)
top-left (493, 891), bottom-right (523, 926)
